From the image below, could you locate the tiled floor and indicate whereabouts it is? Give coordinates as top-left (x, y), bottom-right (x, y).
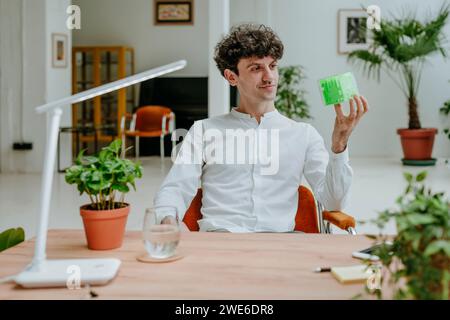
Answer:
top-left (1, 157), bottom-right (449, 239)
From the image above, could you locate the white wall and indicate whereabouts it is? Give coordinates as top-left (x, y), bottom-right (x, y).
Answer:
top-left (0, 0), bottom-right (47, 173)
top-left (233, 0), bottom-right (450, 158)
top-left (208, 0), bottom-right (230, 118)
top-left (73, 0), bottom-right (209, 76)
top-left (46, 0), bottom-right (72, 170)
top-left (0, 0), bottom-right (23, 173)
top-left (0, 0), bottom-right (72, 173)
top-left (4, 0), bottom-right (449, 164)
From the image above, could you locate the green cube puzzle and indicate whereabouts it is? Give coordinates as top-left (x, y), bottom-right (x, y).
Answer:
top-left (319, 72), bottom-right (359, 106)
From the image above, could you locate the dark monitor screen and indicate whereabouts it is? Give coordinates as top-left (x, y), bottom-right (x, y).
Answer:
top-left (135, 77), bottom-right (237, 156)
top-left (139, 77), bottom-right (237, 111)
top-left (139, 77), bottom-right (208, 108)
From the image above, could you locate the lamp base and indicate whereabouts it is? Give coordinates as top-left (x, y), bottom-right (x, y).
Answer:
top-left (14, 258), bottom-right (121, 288)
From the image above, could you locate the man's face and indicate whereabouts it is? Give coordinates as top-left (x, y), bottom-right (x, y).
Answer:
top-left (227, 56), bottom-right (279, 103)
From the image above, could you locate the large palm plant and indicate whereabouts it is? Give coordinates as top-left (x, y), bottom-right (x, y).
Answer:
top-left (348, 6), bottom-right (449, 129)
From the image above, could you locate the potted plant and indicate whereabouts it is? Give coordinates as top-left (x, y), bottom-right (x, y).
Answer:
top-left (65, 139), bottom-right (143, 250)
top-left (275, 65), bottom-right (311, 120)
top-left (348, 6), bottom-right (449, 164)
top-left (440, 90), bottom-right (450, 166)
top-left (361, 171), bottom-right (450, 300)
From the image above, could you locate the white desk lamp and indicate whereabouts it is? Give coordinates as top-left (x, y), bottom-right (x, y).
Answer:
top-left (14, 60), bottom-right (187, 288)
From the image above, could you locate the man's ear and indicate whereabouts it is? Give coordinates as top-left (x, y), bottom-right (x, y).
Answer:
top-left (224, 69), bottom-right (238, 87)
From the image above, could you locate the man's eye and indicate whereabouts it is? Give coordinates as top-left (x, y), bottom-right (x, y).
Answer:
top-left (251, 67), bottom-right (260, 71)
top-left (271, 64), bottom-right (278, 69)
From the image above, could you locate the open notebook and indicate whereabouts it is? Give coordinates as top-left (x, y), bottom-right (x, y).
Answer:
top-left (331, 265), bottom-right (374, 284)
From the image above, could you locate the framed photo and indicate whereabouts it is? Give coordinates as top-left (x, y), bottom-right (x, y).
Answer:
top-left (338, 9), bottom-right (372, 54)
top-left (52, 33), bottom-right (68, 68)
top-left (154, 0), bottom-right (193, 25)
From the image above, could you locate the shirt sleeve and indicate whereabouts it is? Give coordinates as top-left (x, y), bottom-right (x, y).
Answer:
top-left (153, 120), bottom-right (204, 223)
top-left (302, 124), bottom-right (353, 211)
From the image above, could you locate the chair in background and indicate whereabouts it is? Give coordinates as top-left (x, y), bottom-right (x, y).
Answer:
top-left (121, 106), bottom-right (175, 161)
top-left (183, 186), bottom-right (357, 234)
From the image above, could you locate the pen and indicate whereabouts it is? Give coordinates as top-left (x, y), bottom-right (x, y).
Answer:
top-left (314, 267), bottom-right (332, 273)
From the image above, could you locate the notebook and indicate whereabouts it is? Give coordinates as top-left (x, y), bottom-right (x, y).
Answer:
top-left (331, 265), bottom-right (373, 284)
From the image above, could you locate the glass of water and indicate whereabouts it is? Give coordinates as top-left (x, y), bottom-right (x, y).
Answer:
top-left (143, 207), bottom-right (180, 259)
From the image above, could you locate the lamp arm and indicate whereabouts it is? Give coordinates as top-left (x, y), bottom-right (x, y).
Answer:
top-left (35, 60), bottom-right (187, 114)
top-left (28, 60), bottom-right (187, 271)
top-left (30, 108), bottom-right (62, 270)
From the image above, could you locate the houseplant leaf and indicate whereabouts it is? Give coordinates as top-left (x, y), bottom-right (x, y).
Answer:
top-left (361, 171), bottom-right (450, 299)
top-left (65, 139), bottom-right (143, 210)
top-left (0, 228), bottom-right (25, 252)
top-left (424, 240), bottom-right (450, 256)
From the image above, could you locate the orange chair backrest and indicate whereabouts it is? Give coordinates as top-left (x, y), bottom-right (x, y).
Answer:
top-left (184, 190), bottom-right (204, 232)
top-left (296, 186), bottom-right (320, 233)
top-left (184, 186), bottom-right (320, 233)
top-left (135, 106), bottom-right (172, 132)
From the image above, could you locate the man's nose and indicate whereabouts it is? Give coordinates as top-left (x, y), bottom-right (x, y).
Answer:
top-left (262, 67), bottom-right (275, 83)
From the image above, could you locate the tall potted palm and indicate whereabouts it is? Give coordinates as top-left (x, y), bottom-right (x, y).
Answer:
top-left (348, 6), bottom-right (449, 164)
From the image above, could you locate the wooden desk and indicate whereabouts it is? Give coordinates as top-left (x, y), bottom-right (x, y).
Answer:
top-left (0, 230), bottom-right (374, 300)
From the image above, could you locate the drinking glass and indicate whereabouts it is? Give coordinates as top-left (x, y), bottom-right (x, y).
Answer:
top-left (143, 207), bottom-right (180, 259)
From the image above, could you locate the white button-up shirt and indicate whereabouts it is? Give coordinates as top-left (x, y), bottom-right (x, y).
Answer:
top-left (154, 108), bottom-right (353, 232)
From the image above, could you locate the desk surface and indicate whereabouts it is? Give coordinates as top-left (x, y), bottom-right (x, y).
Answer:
top-left (0, 230), bottom-right (374, 300)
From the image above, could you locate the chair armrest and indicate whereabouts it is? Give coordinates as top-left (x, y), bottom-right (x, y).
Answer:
top-left (323, 211), bottom-right (356, 231)
top-left (158, 112), bottom-right (176, 134)
top-left (162, 112), bottom-right (176, 134)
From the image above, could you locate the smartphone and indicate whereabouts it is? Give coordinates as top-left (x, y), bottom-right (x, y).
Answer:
top-left (352, 242), bottom-right (392, 261)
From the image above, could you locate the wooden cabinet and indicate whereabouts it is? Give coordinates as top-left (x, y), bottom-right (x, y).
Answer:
top-left (71, 46), bottom-right (135, 153)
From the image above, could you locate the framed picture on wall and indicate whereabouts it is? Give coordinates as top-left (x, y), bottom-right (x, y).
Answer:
top-left (154, 0), bottom-right (194, 25)
top-left (338, 9), bottom-right (372, 54)
top-left (52, 33), bottom-right (68, 68)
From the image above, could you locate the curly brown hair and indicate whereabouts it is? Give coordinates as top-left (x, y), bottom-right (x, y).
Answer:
top-left (214, 24), bottom-right (284, 76)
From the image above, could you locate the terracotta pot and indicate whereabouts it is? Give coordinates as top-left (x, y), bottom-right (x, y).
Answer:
top-left (80, 203), bottom-right (130, 250)
top-left (397, 128), bottom-right (437, 160)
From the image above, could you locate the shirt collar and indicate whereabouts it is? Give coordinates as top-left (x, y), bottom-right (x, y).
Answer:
top-left (230, 107), bottom-right (279, 120)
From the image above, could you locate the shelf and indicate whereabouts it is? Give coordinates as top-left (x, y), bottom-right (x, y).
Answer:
top-left (79, 135), bottom-right (117, 143)
top-left (76, 60), bottom-right (133, 66)
top-left (72, 46), bottom-right (135, 157)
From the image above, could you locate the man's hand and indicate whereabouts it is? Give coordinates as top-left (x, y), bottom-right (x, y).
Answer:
top-left (331, 95), bottom-right (369, 153)
top-left (161, 216), bottom-right (190, 232)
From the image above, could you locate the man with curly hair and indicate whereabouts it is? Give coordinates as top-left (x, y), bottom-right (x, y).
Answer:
top-left (154, 24), bottom-right (369, 233)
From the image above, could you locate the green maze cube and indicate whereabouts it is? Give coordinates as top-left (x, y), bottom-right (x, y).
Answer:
top-left (319, 72), bottom-right (359, 106)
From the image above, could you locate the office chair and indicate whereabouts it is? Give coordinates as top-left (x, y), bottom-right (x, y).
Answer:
top-left (183, 186), bottom-right (357, 234)
top-left (121, 105), bottom-right (175, 161)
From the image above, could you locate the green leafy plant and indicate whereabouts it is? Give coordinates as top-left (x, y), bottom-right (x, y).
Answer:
top-left (0, 228), bottom-right (25, 252)
top-left (65, 139), bottom-right (143, 210)
top-left (348, 6), bottom-right (449, 129)
top-left (440, 87), bottom-right (450, 140)
top-left (363, 171), bottom-right (450, 300)
top-left (275, 65), bottom-right (311, 120)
